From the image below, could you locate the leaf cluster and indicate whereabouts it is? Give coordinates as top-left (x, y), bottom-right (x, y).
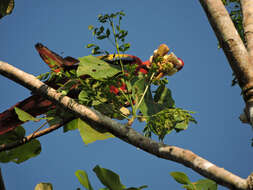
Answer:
top-left (35, 165), bottom-right (147, 190)
top-left (86, 11), bottom-right (130, 55)
top-left (1, 11), bottom-right (196, 164)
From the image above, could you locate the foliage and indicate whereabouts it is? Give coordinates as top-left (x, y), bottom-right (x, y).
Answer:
top-left (0, 0), bottom-right (14, 19)
top-left (34, 165), bottom-right (147, 190)
top-left (170, 172), bottom-right (217, 190)
top-left (34, 168), bottom-right (218, 190)
top-left (0, 11), bottom-right (195, 164)
top-left (86, 11), bottom-right (130, 55)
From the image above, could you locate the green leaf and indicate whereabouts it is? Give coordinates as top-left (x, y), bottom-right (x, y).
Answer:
top-left (119, 43), bottom-right (130, 52)
top-left (93, 165), bottom-right (125, 190)
top-left (0, 139), bottom-right (41, 164)
top-left (75, 118), bottom-right (114, 145)
top-left (193, 179), bottom-right (217, 190)
top-left (0, 0), bottom-right (14, 19)
top-left (14, 107), bottom-right (38, 122)
top-left (133, 77), bottom-right (158, 116)
top-left (106, 29), bottom-right (110, 37)
top-left (75, 170), bottom-right (94, 190)
top-left (34, 183), bottom-right (53, 190)
top-left (170, 172), bottom-right (191, 185)
top-left (182, 183), bottom-right (196, 190)
top-left (86, 44), bottom-right (96, 48)
top-left (88, 25), bottom-right (94, 30)
top-left (63, 118), bottom-right (79, 132)
top-left (154, 84), bottom-right (174, 108)
top-left (0, 126), bottom-right (41, 163)
top-left (77, 56), bottom-right (121, 80)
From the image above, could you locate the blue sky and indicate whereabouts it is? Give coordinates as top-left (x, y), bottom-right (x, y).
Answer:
top-left (0, 0), bottom-right (252, 189)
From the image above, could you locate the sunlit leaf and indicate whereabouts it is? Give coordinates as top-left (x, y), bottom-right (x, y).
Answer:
top-left (73, 118), bottom-right (114, 145)
top-left (170, 172), bottom-right (191, 185)
top-left (77, 56), bottom-right (121, 80)
top-left (86, 44), bottom-right (96, 48)
top-left (14, 107), bottom-right (38, 122)
top-left (34, 183), bottom-right (53, 190)
top-left (75, 170), bottom-right (94, 190)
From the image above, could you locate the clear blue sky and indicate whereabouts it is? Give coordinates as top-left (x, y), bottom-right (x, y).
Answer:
top-left (0, 0), bottom-right (252, 189)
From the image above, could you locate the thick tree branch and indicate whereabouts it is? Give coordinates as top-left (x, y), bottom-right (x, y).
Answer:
top-left (241, 0), bottom-right (253, 57)
top-left (199, 0), bottom-right (253, 91)
top-left (198, 0), bottom-right (253, 126)
top-left (0, 61), bottom-right (251, 189)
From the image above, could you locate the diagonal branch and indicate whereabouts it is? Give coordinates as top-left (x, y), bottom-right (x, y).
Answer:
top-left (199, 0), bottom-right (253, 126)
top-left (0, 61), bottom-right (251, 189)
top-left (241, 0), bottom-right (253, 57)
top-left (0, 117), bottom-right (74, 152)
top-left (199, 0), bottom-right (253, 91)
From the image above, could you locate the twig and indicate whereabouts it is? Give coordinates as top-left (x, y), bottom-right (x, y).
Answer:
top-left (0, 117), bottom-right (74, 152)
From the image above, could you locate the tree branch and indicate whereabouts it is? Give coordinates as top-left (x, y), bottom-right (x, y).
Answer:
top-left (199, 0), bottom-right (253, 91)
top-left (241, 0), bottom-right (253, 57)
top-left (198, 0), bottom-right (253, 127)
top-left (0, 117), bottom-right (74, 152)
top-left (0, 61), bottom-right (251, 189)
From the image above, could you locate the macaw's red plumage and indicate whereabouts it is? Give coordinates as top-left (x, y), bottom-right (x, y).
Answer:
top-left (0, 43), bottom-right (184, 135)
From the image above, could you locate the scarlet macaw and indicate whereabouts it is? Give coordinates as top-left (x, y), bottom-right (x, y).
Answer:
top-left (0, 43), bottom-right (184, 135)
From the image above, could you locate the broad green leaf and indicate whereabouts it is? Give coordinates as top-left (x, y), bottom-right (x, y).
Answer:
top-left (75, 170), bottom-right (94, 190)
top-left (77, 56), bottom-right (121, 80)
top-left (76, 118), bottom-right (114, 145)
top-left (34, 183), bottom-right (53, 190)
top-left (93, 165), bottom-right (125, 190)
top-left (0, 126), bottom-right (41, 164)
top-left (63, 118), bottom-right (79, 132)
top-left (134, 78), bottom-right (176, 118)
top-left (0, 0), bottom-right (14, 19)
top-left (0, 139), bottom-right (41, 164)
top-left (14, 107), bottom-right (38, 122)
top-left (133, 78), bottom-right (159, 116)
top-left (0, 125), bottom-right (25, 144)
top-left (154, 84), bottom-right (174, 108)
top-left (170, 172), bottom-right (191, 185)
